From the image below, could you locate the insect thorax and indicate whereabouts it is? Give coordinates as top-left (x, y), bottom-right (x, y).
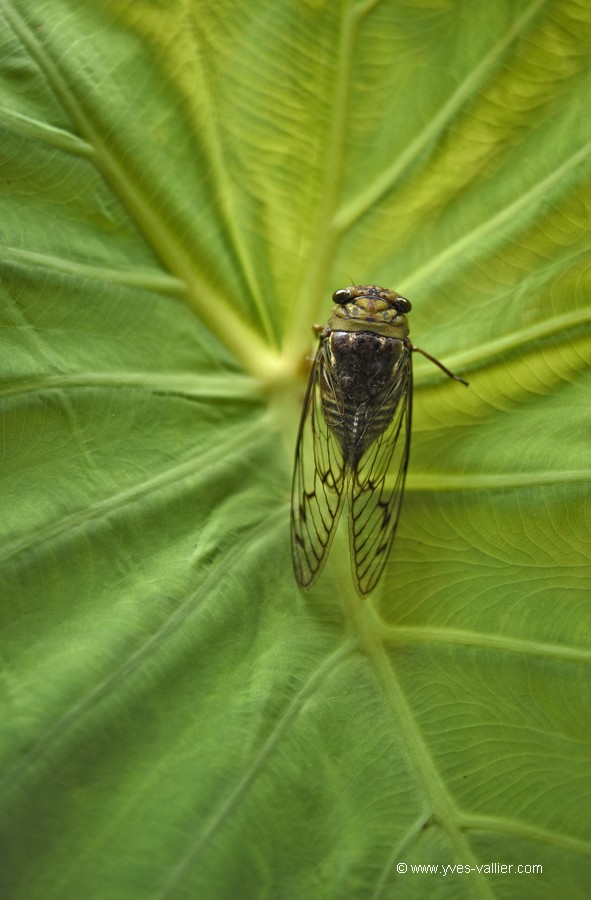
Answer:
top-left (321, 330), bottom-right (407, 468)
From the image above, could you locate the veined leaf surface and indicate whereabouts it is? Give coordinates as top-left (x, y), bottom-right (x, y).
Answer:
top-left (1, 1), bottom-right (590, 897)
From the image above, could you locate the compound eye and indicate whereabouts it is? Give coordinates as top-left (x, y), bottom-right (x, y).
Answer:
top-left (332, 288), bottom-right (351, 306)
top-left (394, 296), bottom-right (412, 313)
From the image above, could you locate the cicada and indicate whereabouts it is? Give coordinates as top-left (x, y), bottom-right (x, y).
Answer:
top-left (291, 284), bottom-right (467, 597)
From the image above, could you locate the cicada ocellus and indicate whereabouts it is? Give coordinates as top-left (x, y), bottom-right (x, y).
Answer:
top-left (291, 284), bottom-right (468, 597)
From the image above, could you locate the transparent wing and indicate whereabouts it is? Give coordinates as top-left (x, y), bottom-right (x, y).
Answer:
top-left (291, 341), bottom-right (347, 590)
top-left (349, 349), bottom-right (412, 596)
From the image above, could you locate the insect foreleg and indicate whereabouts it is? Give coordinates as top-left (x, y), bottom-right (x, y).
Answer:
top-left (410, 344), bottom-right (468, 386)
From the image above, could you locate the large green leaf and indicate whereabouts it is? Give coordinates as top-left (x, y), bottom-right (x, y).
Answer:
top-left (1, 0), bottom-right (590, 896)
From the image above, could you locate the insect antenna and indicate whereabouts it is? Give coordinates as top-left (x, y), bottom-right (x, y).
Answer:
top-left (411, 345), bottom-right (468, 386)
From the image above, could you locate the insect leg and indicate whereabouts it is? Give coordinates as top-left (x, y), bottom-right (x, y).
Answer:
top-left (411, 344), bottom-right (468, 386)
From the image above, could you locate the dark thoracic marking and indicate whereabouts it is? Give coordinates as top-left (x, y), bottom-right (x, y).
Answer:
top-left (321, 331), bottom-right (405, 469)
